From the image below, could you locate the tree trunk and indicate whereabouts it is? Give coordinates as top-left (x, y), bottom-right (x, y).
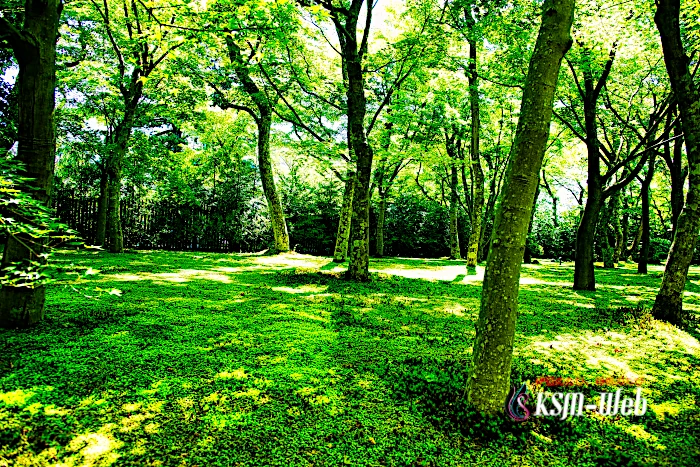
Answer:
top-left (0, 0), bottom-right (60, 328)
top-left (574, 189), bottom-right (603, 289)
top-left (627, 220), bottom-right (643, 259)
top-left (376, 195), bottom-right (388, 257)
top-left (95, 168), bottom-right (109, 246)
top-left (449, 164), bottom-right (460, 259)
top-left (611, 193), bottom-right (624, 263)
top-left (600, 197), bottom-right (615, 268)
top-left (466, 37), bottom-right (483, 267)
top-left (523, 182), bottom-right (540, 264)
top-left (652, 0), bottom-right (700, 325)
top-left (541, 169), bottom-right (558, 227)
top-left (344, 24), bottom-right (374, 281)
top-left (106, 169), bottom-right (123, 253)
top-left (621, 196), bottom-right (629, 260)
top-left (258, 113), bottom-right (289, 253)
top-left (600, 206), bottom-right (614, 268)
top-left (639, 155), bottom-right (656, 274)
top-left (333, 170), bottom-right (355, 262)
top-left (106, 124), bottom-right (133, 253)
top-left (467, 0), bottom-right (573, 414)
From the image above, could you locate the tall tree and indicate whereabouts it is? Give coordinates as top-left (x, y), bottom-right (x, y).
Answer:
top-left (467, 0), bottom-right (574, 413)
top-left (221, 36), bottom-right (290, 253)
top-left (556, 44), bottom-right (670, 289)
top-left (652, 0), bottom-right (700, 325)
top-left (0, 0), bottom-right (61, 327)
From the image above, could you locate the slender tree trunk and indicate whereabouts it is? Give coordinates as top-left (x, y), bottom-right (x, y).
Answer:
top-left (627, 220), bottom-right (643, 259)
top-left (639, 155), bottom-right (657, 274)
top-left (466, 37), bottom-right (483, 267)
top-left (467, 0), bottom-right (573, 413)
top-left (600, 196), bottom-right (617, 268)
top-left (621, 196), bottom-right (629, 260)
top-left (376, 195), bottom-right (388, 257)
top-left (333, 170), bottom-right (355, 262)
top-left (574, 183), bottom-right (603, 289)
top-left (523, 182), bottom-right (540, 264)
top-left (106, 166), bottom-right (123, 253)
top-left (0, 0), bottom-right (60, 328)
top-left (611, 193), bottom-right (624, 263)
top-left (106, 125), bottom-right (133, 253)
top-left (449, 164), bottom-right (460, 259)
top-left (541, 169), bottom-right (558, 227)
top-left (258, 113), bottom-right (289, 253)
top-left (652, 0), bottom-right (700, 324)
top-left (600, 201), bottom-right (614, 268)
top-left (96, 168), bottom-right (109, 246)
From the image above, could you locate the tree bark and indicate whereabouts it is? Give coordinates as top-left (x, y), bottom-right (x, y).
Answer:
top-left (467, 0), bottom-right (573, 414)
top-left (105, 119), bottom-right (135, 253)
top-left (466, 36), bottom-right (483, 267)
top-left (258, 112), bottom-right (290, 252)
top-left (611, 193), bottom-right (624, 263)
top-left (333, 169), bottom-right (355, 262)
top-left (600, 201), bottom-right (614, 268)
top-left (639, 154), bottom-right (656, 274)
top-left (574, 184), bottom-right (603, 289)
top-left (342, 9), bottom-right (374, 281)
top-left (652, 0), bottom-right (700, 325)
top-left (0, 0), bottom-right (60, 328)
top-left (376, 195), bottom-right (388, 257)
top-left (449, 164), bottom-right (460, 259)
top-left (95, 168), bottom-right (109, 246)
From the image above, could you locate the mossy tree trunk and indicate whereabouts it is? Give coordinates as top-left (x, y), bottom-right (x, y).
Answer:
top-left (467, 0), bottom-right (574, 414)
top-left (0, 0), bottom-right (61, 328)
top-left (652, 0), bottom-right (700, 325)
top-left (257, 112), bottom-right (290, 252)
top-left (334, 3), bottom-right (374, 281)
top-left (105, 115), bottom-right (136, 253)
top-left (333, 169), bottom-right (355, 262)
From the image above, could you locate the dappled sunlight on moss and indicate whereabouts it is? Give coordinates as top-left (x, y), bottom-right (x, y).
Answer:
top-left (271, 284), bottom-right (328, 294)
top-left (2, 251), bottom-right (699, 466)
top-left (61, 430), bottom-right (122, 467)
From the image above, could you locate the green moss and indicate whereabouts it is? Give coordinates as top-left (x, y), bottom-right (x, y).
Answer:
top-left (0, 253), bottom-right (698, 466)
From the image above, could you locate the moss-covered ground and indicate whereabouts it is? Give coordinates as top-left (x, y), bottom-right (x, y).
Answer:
top-left (1, 250), bottom-right (699, 466)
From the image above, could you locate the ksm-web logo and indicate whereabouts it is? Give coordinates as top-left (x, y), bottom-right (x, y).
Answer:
top-left (505, 383), bottom-right (648, 421)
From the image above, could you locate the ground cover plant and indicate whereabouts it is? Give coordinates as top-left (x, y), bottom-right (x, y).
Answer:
top-left (1, 250), bottom-right (698, 466)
